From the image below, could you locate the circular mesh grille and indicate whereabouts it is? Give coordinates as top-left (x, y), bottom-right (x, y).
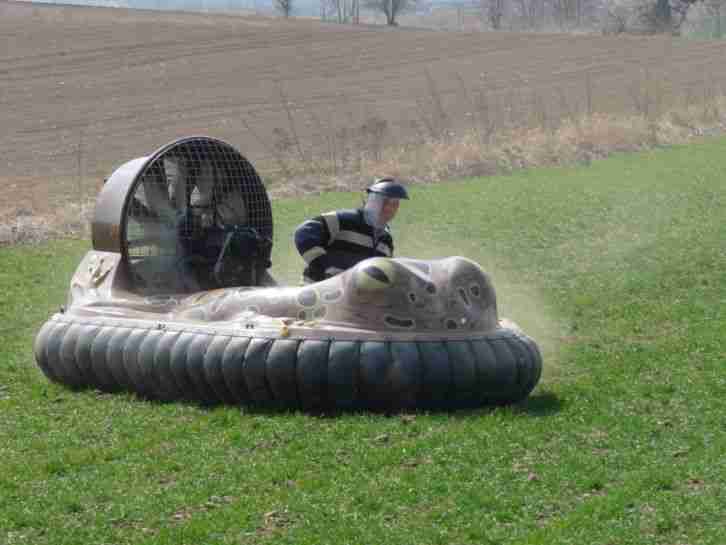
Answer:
top-left (122, 137), bottom-right (273, 292)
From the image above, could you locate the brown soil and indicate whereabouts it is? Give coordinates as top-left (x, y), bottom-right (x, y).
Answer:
top-left (2, 0), bottom-right (726, 218)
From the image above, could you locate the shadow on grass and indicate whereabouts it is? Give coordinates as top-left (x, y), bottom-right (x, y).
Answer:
top-left (511, 390), bottom-right (564, 417)
top-left (191, 389), bottom-right (566, 419)
top-left (55, 382), bottom-right (564, 419)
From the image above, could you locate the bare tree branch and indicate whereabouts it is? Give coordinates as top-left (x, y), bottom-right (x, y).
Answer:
top-left (364, 0), bottom-right (418, 25)
top-left (275, 0), bottom-right (293, 16)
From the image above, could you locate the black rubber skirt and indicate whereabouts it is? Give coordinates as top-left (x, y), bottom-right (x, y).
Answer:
top-left (34, 316), bottom-right (542, 411)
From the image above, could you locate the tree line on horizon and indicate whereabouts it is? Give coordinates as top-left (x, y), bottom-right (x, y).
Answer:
top-left (46, 0), bottom-right (726, 34)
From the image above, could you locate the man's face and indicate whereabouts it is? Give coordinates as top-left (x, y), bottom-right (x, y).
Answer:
top-left (380, 198), bottom-right (400, 224)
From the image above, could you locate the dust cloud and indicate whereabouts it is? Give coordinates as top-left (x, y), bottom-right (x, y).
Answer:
top-left (269, 220), bottom-right (564, 383)
top-left (395, 230), bottom-right (566, 383)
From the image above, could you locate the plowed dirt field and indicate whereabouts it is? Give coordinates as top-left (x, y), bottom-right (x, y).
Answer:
top-left (2, 0), bottom-right (726, 215)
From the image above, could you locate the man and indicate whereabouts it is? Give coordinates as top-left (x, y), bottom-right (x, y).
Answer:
top-left (294, 177), bottom-right (409, 283)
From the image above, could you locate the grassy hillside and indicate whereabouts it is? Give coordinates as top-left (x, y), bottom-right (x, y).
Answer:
top-left (1, 136), bottom-right (724, 544)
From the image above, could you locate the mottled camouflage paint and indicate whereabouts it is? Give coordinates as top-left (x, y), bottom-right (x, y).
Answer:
top-left (65, 251), bottom-right (498, 342)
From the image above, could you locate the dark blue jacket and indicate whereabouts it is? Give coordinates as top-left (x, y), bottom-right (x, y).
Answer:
top-left (294, 208), bottom-right (393, 282)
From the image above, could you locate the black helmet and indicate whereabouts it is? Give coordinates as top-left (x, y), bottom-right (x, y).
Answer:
top-left (366, 177), bottom-right (409, 200)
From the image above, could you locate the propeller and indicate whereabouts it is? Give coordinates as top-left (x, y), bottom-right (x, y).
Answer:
top-left (111, 137), bottom-right (273, 293)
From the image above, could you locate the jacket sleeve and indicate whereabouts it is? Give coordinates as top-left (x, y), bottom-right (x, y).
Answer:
top-left (294, 215), bottom-right (332, 273)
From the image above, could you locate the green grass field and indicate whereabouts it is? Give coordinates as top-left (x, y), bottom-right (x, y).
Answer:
top-left (1, 136), bottom-right (725, 545)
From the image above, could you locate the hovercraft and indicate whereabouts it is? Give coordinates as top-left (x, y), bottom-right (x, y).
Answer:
top-left (34, 137), bottom-right (542, 411)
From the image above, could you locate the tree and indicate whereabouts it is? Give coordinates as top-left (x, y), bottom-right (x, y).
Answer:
top-left (704, 0), bottom-right (726, 37)
top-left (275, 0), bottom-right (293, 16)
top-left (653, 0), bottom-right (673, 29)
top-left (553, 0), bottom-right (585, 26)
top-left (605, 0), bottom-right (704, 33)
top-left (322, 0), bottom-right (361, 23)
top-left (364, 0), bottom-right (417, 25)
top-left (480, 0), bottom-right (505, 28)
top-left (671, 0), bottom-right (705, 29)
top-left (603, 0), bottom-right (636, 33)
top-left (639, 0), bottom-right (703, 32)
top-left (512, 0), bottom-right (545, 27)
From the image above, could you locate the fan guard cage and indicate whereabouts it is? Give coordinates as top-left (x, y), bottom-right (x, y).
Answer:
top-left (93, 136), bottom-right (273, 293)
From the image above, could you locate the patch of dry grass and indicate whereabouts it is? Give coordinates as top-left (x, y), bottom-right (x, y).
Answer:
top-left (0, 198), bottom-right (94, 247)
top-left (270, 93), bottom-right (726, 197)
top-left (3, 94), bottom-right (725, 245)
